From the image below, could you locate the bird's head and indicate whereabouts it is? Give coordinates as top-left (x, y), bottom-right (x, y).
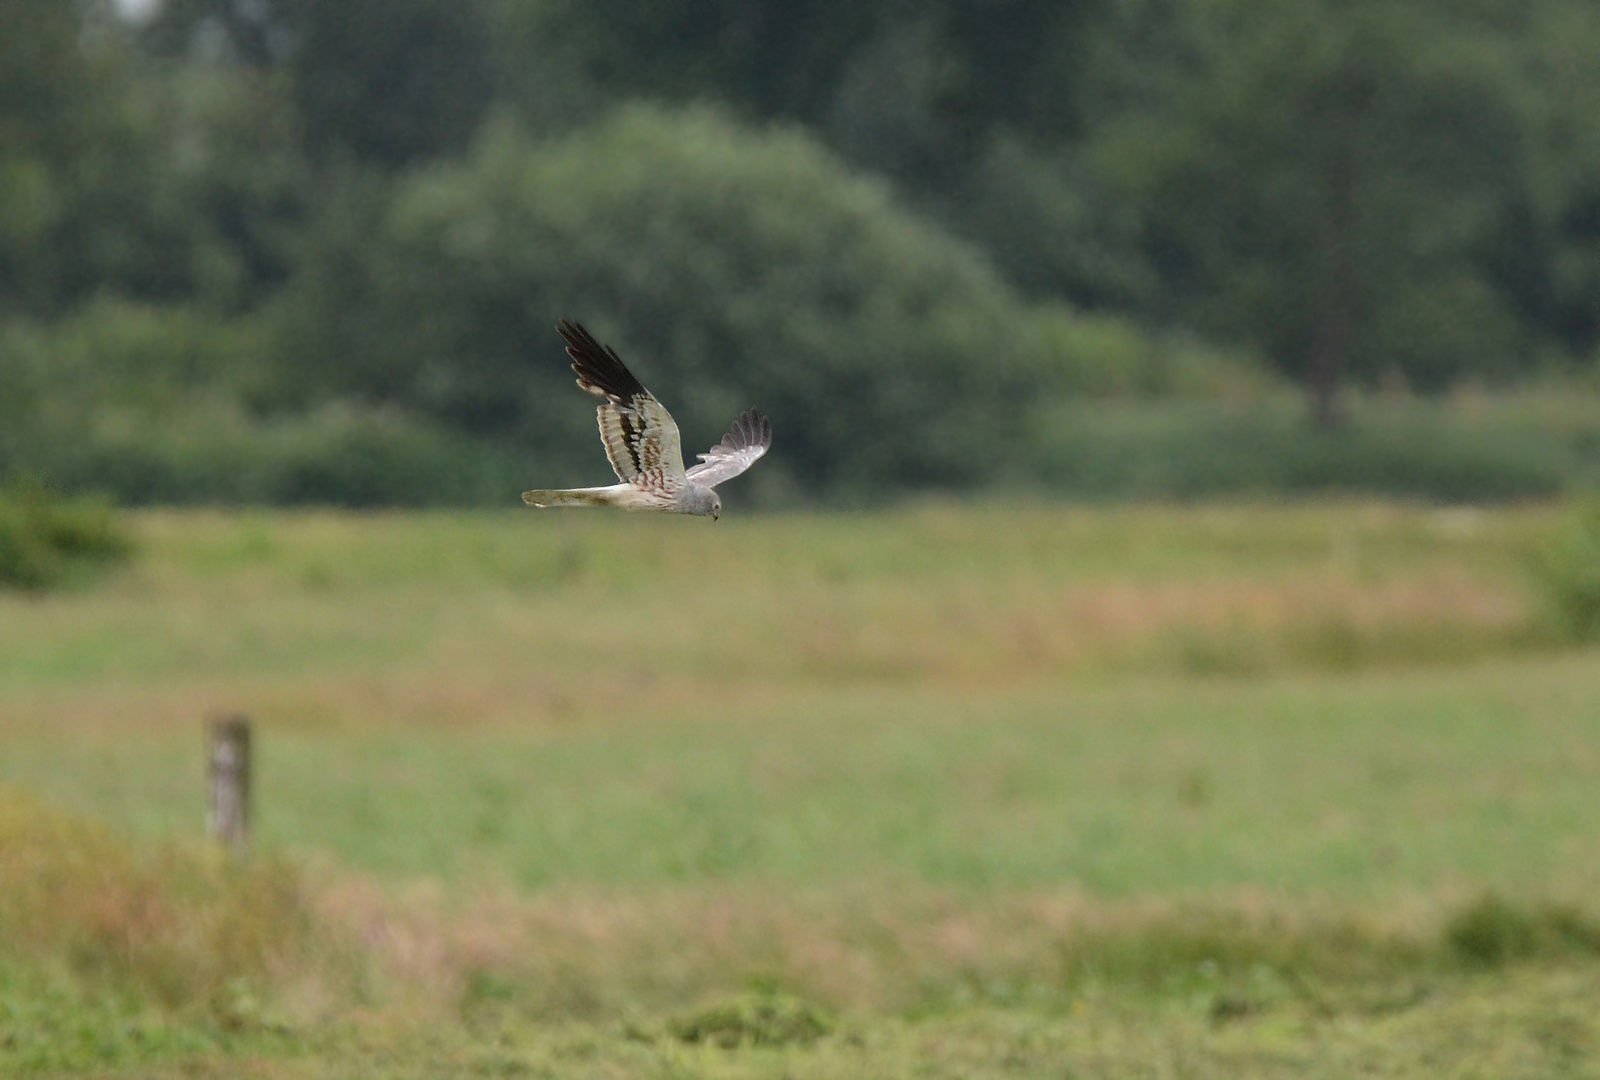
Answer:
top-left (682, 484), bottom-right (721, 520)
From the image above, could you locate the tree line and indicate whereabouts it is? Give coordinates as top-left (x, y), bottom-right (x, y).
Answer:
top-left (3, 0), bottom-right (1598, 501)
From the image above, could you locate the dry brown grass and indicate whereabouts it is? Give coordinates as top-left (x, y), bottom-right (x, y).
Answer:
top-left (310, 878), bottom-right (1444, 1018)
top-left (0, 553), bottom-right (1540, 742)
top-left (0, 505), bottom-right (1556, 733)
top-left (0, 790), bottom-right (315, 1022)
top-left (148, 861), bottom-right (1577, 1026)
top-left (0, 787), bottom-right (1465, 1024)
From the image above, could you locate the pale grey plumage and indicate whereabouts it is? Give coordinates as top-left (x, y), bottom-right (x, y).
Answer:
top-left (522, 321), bottom-right (771, 520)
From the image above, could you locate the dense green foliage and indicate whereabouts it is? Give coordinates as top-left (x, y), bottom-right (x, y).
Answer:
top-left (1072, 0), bottom-right (1600, 422)
top-left (280, 108), bottom-right (1061, 490)
top-left (3, 0), bottom-right (1598, 502)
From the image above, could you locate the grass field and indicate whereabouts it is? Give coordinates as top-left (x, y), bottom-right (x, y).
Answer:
top-left (3, 502), bottom-right (1600, 1077)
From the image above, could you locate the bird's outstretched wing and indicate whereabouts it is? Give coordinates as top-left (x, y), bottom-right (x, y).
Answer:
top-left (686, 408), bottom-right (772, 489)
top-left (558, 320), bottom-right (685, 485)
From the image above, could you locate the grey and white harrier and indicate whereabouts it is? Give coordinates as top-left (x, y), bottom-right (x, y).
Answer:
top-left (522, 320), bottom-right (771, 520)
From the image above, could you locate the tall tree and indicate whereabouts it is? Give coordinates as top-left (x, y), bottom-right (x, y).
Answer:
top-left (527, 0), bottom-right (904, 122)
top-left (144, 0), bottom-right (495, 167)
top-left (522, 0), bottom-right (1097, 178)
top-left (0, 0), bottom-right (145, 315)
top-left (1084, 0), bottom-right (1598, 424)
top-left (0, 1), bottom-right (275, 317)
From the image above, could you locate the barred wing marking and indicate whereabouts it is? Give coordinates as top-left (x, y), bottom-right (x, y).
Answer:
top-left (686, 408), bottom-right (772, 489)
top-left (558, 320), bottom-right (685, 485)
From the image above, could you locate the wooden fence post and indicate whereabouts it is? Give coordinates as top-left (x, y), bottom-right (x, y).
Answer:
top-left (208, 714), bottom-right (251, 856)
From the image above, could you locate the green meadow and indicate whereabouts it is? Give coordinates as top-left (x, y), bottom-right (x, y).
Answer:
top-left (4, 502), bottom-right (1600, 1077)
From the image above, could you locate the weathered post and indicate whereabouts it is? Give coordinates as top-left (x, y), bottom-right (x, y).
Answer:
top-left (208, 714), bottom-right (251, 856)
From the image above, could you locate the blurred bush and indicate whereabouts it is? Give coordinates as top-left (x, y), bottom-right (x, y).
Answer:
top-left (1533, 496), bottom-right (1600, 642)
top-left (182, 409), bottom-right (508, 505)
top-left (0, 476), bottom-right (132, 590)
top-left (272, 105), bottom-right (1064, 493)
top-left (0, 301), bottom-right (527, 507)
top-left (0, 297), bottom-right (256, 412)
top-left (23, 402), bottom-right (527, 508)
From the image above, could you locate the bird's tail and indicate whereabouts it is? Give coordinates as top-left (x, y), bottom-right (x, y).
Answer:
top-left (522, 487), bottom-right (622, 508)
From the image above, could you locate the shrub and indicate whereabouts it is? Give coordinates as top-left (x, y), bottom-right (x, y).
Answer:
top-left (0, 476), bottom-right (133, 589)
top-left (0, 301), bottom-right (259, 427)
top-left (274, 105), bottom-right (1072, 493)
top-left (11, 399), bottom-right (530, 508)
top-left (1533, 496), bottom-right (1600, 642)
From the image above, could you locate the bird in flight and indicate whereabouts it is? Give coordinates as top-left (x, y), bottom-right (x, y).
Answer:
top-left (523, 320), bottom-right (771, 520)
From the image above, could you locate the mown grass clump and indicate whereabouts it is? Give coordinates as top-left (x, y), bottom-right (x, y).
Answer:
top-left (0, 476), bottom-right (133, 589)
top-left (1445, 893), bottom-right (1600, 968)
top-left (671, 990), bottom-right (834, 1048)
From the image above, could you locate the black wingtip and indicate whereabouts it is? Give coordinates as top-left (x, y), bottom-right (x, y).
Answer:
top-left (557, 319), bottom-right (646, 401)
top-left (557, 319), bottom-right (604, 363)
